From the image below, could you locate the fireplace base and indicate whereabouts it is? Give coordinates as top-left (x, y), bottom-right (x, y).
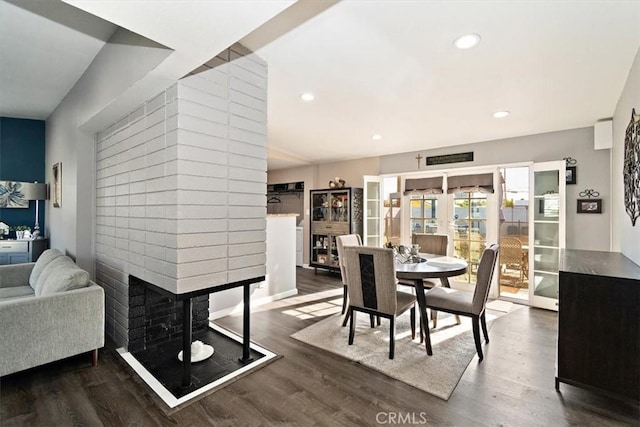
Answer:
top-left (118, 322), bottom-right (277, 409)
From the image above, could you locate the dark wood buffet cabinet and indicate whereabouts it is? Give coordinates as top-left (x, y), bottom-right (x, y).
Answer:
top-left (557, 249), bottom-right (640, 402)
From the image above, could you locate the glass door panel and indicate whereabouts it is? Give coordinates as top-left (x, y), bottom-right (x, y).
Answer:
top-left (409, 195), bottom-right (439, 235)
top-left (386, 192), bottom-right (401, 245)
top-left (452, 191), bottom-right (487, 284)
top-left (498, 166), bottom-right (530, 301)
top-left (364, 177), bottom-right (382, 247)
top-left (330, 191), bottom-right (349, 222)
top-left (312, 193), bottom-right (328, 222)
top-left (312, 234), bottom-right (329, 265)
top-left (530, 161), bottom-right (565, 311)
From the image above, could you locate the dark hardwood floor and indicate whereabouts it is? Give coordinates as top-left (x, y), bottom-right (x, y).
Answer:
top-left (1, 267), bottom-right (638, 426)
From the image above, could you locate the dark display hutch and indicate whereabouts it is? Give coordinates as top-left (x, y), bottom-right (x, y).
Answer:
top-left (310, 187), bottom-right (363, 273)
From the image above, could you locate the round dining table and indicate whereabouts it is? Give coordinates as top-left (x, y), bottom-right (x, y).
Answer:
top-left (395, 254), bottom-right (468, 356)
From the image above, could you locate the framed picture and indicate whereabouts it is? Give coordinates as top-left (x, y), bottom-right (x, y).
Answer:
top-left (577, 198), bottom-right (602, 214)
top-left (566, 166), bottom-right (577, 185)
top-left (52, 162), bottom-right (62, 208)
top-left (0, 181), bottom-right (29, 208)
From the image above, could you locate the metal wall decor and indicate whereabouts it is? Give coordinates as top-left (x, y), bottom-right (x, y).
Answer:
top-left (623, 108), bottom-right (639, 226)
top-left (577, 189), bottom-right (602, 214)
top-left (563, 157), bottom-right (577, 185)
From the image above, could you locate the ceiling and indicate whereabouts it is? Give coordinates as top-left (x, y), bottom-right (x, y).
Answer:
top-left (1, 1), bottom-right (639, 171)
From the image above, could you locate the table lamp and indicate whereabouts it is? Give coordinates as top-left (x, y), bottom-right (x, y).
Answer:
top-left (21, 182), bottom-right (48, 239)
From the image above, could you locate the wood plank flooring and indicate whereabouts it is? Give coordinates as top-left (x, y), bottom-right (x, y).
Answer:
top-left (1, 267), bottom-right (638, 426)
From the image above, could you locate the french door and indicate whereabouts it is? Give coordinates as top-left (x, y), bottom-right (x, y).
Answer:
top-left (529, 161), bottom-right (566, 311)
top-left (363, 176), bottom-right (382, 247)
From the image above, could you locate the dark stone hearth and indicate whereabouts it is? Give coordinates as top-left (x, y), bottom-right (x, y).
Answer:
top-left (132, 326), bottom-right (267, 399)
top-left (128, 275), bottom-right (211, 352)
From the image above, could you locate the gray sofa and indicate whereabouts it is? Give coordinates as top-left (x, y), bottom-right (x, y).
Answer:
top-left (0, 249), bottom-right (104, 376)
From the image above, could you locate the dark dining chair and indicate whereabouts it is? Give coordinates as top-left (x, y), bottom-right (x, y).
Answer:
top-left (336, 234), bottom-right (378, 328)
top-left (343, 246), bottom-right (416, 359)
top-left (411, 233), bottom-right (448, 288)
top-left (424, 244), bottom-right (499, 361)
top-left (336, 234), bottom-right (362, 315)
top-left (410, 233), bottom-right (451, 329)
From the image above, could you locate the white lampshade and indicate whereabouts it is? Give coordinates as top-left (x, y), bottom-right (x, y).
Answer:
top-left (21, 182), bottom-right (48, 201)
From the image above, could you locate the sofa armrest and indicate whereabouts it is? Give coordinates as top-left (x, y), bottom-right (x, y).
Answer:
top-left (0, 283), bottom-right (105, 376)
top-left (0, 263), bottom-right (35, 288)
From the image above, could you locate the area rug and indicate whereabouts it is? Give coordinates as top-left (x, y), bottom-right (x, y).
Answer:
top-left (291, 310), bottom-right (502, 400)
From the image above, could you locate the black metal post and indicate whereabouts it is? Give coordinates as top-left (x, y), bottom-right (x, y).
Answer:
top-left (181, 297), bottom-right (192, 388)
top-left (239, 283), bottom-right (253, 363)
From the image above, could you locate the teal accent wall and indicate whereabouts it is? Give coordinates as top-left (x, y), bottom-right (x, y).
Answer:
top-left (0, 117), bottom-right (46, 235)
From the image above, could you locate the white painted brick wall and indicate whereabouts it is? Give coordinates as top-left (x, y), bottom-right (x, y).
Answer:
top-left (95, 44), bottom-right (267, 346)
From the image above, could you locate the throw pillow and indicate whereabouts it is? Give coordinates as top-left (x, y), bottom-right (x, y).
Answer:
top-left (34, 256), bottom-right (69, 296)
top-left (38, 257), bottom-right (90, 296)
top-left (29, 248), bottom-right (64, 290)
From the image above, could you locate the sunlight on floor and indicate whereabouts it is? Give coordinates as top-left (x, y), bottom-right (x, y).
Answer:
top-left (282, 298), bottom-right (342, 319)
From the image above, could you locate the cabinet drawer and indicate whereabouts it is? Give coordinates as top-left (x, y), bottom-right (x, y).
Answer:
top-left (311, 223), bottom-right (350, 235)
top-left (0, 241), bottom-right (28, 253)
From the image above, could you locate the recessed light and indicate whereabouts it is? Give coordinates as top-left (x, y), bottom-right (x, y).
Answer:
top-left (300, 93), bottom-right (315, 102)
top-left (372, 134), bottom-right (382, 140)
top-left (454, 33), bottom-right (481, 49)
top-left (493, 111), bottom-right (510, 118)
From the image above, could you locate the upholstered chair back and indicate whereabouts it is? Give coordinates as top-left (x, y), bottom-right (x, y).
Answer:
top-left (343, 246), bottom-right (397, 316)
top-left (336, 234), bottom-right (362, 285)
top-left (411, 233), bottom-right (448, 256)
top-left (471, 244), bottom-right (500, 315)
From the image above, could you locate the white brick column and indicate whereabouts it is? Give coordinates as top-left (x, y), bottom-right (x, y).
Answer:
top-left (95, 44), bottom-right (267, 347)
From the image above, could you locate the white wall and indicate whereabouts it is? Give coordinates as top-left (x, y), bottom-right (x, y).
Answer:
top-left (612, 47), bottom-right (640, 265)
top-left (267, 158), bottom-right (379, 264)
top-left (210, 215), bottom-right (298, 319)
top-left (46, 28), bottom-right (172, 275)
top-left (379, 127), bottom-right (611, 252)
top-left (270, 127), bottom-right (610, 259)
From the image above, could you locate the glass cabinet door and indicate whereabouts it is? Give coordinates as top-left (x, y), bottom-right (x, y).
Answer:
top-left (312, 233), bottom-right (329, 265)
top-left (330, 190), bottom-right (350, 222)
top-left (529, 161), bottom-right (565, 311)
top-left (312, 192), bottom-right (328, 222)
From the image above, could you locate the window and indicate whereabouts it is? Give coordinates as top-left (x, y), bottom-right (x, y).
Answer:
top-left (452, 191), bottom-right (487, 284)
top-left (409, 195), bottom-right (438, 235)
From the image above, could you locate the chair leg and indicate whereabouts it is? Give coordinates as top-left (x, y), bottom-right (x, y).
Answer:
top-left (410, 307), bottom-right (416, 340)
top-left (377, 316), bottom-right (381, 326)
top-left (389, 317), bottom-right (396, 359)
top-left (480, 311), bottom-right (489, 343)
top-left (348, 308), bottom-right (356, 345)
top-left (342, 306), bottom-right (351, 327)
top-left (342, 284), bottom-right (347, 315)
top-left (472, 315), bottom-right (483, 361)
top-left (431, 309), bottom-right (438, 329)
top-left (369, 314), bottom-right (375, 328)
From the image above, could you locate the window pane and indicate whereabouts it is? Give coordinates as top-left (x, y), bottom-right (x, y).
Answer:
top-left (410, 199), bottom-right (423, 218)
top-left (410, 219), bottom-right (424, 234)
top-left (423, 199), bottom-right (437, 218)
top-left (470, 199), bottom-right (487, 219)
